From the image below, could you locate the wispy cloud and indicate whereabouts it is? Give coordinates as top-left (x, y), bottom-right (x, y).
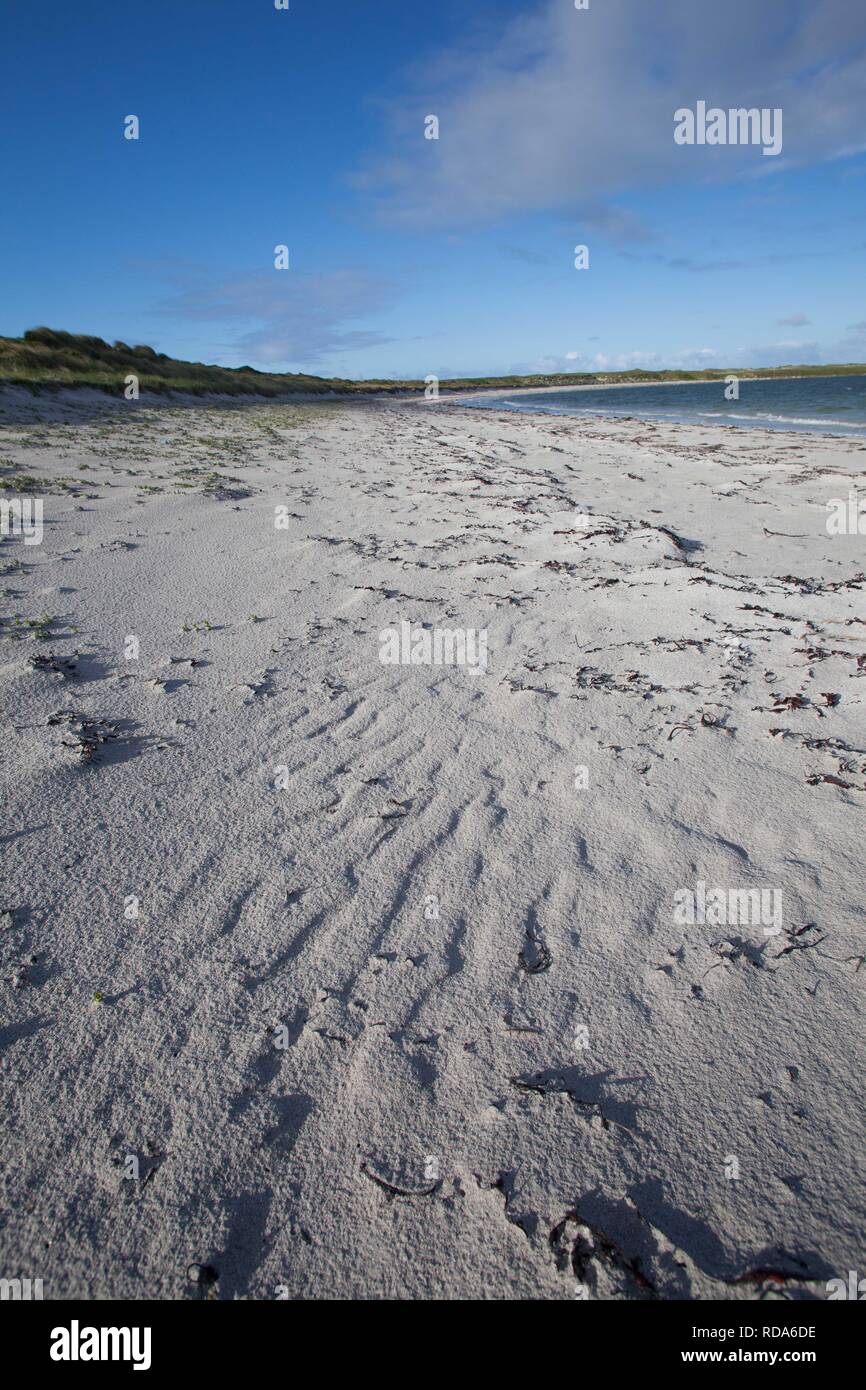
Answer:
top-left (536, 337), bottom-right (861, 372)
top-left (499, 244), bottom-right (551, 266)
top-left (156, 268), bottom-right (398, 367)
top-left (776, 313), bottom-right (811, 326)
top-left (620, 249), bottom-right (833, 273)
top-left (355, 0), bottom-right (866, 231)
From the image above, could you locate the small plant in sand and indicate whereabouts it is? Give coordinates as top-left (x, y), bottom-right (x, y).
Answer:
top-left (0, 472), bottom-right (41, 492)
top-left (3, 612), bottom-right (56, 641)
top-left (92, 990), bottom-right (104, 1005)
top-left (182, 619), bottom-right (213, 633)
top-left (26, 613), bottom-right (56, 640)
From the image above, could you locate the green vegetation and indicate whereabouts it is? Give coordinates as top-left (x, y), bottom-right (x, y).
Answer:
top-left (0, 463), bottom-right (85, 494)
top-left (0, 328), bottom-right (347, 397)
top-left (0, 471), bottom-right (42, 491)
top-left (2, 613), bottom-right (57, 641)
top-left (1, 326), bottom-right (865, 399)
top-left (410, 363), bottom-right (866, 388)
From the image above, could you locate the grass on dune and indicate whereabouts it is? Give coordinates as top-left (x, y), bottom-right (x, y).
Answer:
top-left (1, 326), bottom-right (865, 399)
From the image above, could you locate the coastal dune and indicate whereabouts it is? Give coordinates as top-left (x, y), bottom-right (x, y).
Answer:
top-left (0, 387), bottom-right (863, 1299)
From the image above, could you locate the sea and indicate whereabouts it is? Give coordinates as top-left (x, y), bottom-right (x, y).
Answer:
top-left (459, 373), bottom-right (866, 437)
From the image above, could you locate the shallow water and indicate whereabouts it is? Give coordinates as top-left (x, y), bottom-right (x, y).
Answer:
top-left (461, 373), bottom-right (866, 437)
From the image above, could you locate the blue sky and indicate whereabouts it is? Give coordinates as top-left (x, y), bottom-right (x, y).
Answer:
top-left (2, 0), bottom-right (865, 379)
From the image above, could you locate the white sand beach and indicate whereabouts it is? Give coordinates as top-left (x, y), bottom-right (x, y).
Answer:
top-left (1, 387), bottom-right (863, 1300)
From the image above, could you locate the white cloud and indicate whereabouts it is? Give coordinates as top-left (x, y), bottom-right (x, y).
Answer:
top-left (538, 346), bottom-right (722, 372)
top-left (355, 0), bottom-right (866, 230)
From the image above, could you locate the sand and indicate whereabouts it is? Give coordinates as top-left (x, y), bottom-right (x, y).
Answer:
top-left (0, 385), bottom-right (863, 1300)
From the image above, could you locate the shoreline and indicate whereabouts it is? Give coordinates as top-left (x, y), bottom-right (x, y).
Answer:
top-left (430, 373), bottom-right (825, 403)
top-left (421, 377), bottom-right (866, 441)
top-left (4, 381), bottom-right (866, 445)
top-left (404, 402), bottom-right (866, 445)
